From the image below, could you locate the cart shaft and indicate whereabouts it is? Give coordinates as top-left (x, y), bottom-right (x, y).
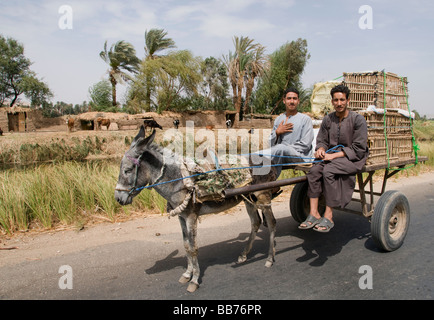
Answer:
top-left (223, 175), bottom-right (307, 198)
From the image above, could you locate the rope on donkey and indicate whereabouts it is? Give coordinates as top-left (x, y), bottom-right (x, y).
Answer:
top-left (134, 145), bottom-right (345, 192)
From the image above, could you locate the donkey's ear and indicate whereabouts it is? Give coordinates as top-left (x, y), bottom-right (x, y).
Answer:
top-left (135, 129), bottom-right (156, 151)
top-left (131, 126), bottom-right (149, 149)
top-left (132, 125), bottom-right (146, 143)
top-left (143, 129), bottom-right (156, 146)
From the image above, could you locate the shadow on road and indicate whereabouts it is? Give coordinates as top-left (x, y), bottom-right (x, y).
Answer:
top-left (145, 205), bottom-right (372, 284)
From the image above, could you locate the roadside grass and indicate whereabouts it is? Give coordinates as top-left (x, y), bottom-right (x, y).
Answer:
top-left (0, 161), bottom-right (166, 234)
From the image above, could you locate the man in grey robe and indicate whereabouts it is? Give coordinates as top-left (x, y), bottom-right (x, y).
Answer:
top-left (300, 84), bottom-right (369, 232)
top-left (257, 87), bottom-right (314, 178)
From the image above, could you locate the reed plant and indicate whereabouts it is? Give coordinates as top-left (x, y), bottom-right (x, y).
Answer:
top-left (0, 135), bottom-right (113, 166)
top-left (0, 171), bottom-right (28, 233)
top-left (0, 161), bottom-right (166, 234)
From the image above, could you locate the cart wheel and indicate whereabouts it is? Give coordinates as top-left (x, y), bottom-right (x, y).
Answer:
top-left (371, 190), bottom-right (410, 252)
top-left (289, 181), bottom-right (325, 223)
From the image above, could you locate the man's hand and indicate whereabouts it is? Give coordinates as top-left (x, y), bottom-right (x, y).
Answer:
top-left (276, 119), bottom-right (293, 136)
top-left (315, 147), bottom-right (326, 159)
top-left (315, 148), bottom-right (345, 161)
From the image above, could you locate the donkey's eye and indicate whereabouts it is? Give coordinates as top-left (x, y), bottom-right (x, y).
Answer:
top-left (124, 168), bottom-right (133, 174)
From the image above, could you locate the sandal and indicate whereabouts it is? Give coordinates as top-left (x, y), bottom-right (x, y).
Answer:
top-left (313, 217), bottom-right (334, 233)
top-left (298, 215), bottom-right (320, 230)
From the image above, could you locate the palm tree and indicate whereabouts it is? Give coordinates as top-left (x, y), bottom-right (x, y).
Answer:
top-left (144, 28), bottom-right (176, 60)
top-left (243, 44), bottom-right (268, 116)
top-left (223, 36), bottom-right (265, 127)
top-left (143, 28), bottom-right (176, 110)
top-left (99, 40), bottom-right (140, 107)
top-left (221, 51), bottom-right (237, 107)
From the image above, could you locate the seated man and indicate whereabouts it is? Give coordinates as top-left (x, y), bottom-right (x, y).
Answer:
top-left (299, 84), bottom-right (369, 232)
top-left (258, 87), bottom-right (314, 178)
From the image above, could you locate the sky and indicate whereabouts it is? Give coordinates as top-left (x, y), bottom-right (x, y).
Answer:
top-left (1, 0), bottom-right (433, 116)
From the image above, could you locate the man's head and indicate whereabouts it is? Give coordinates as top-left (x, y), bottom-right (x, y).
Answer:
top-left (330, 84), bottom-right (351, 99)
top-left (283, 87), bottom-right (300, 114)
top-left (330, 84), bottom-right (351, 115)
top-left (283, 87), bottom-right (300, 98)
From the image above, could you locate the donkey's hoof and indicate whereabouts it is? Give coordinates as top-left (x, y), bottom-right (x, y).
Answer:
top-left (187, 282), bottom-right (199, 293)
top-left (237, 255), bottom-right (247, 264)
top-left (265, 260), bottom-right (274, 268)
top-left (179, 275), bottom-right (191, 284)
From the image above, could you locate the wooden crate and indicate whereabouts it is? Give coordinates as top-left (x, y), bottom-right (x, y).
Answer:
top-left (359, 110), bottom-right (415, 165)
top-left (343, 71), bottom-right (409, 111)
top-left (366, 134), bottom-right (415, 165)
top-left (360, 110), bottom-right (412, 135)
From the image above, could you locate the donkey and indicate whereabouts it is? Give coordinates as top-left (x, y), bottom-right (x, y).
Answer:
top-left (96, 117), bottom-right (111, 130)
top-left (115, 126), bottom-right (278, 293)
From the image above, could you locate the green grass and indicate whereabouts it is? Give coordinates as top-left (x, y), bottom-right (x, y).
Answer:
top-left (0, 161), bottom-right (166, 234)
top-left (413, 119), bottom-right (434, 142)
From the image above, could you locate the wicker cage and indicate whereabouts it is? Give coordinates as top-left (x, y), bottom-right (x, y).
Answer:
top-left (365, 134), bottom-right (415, 165)
top-left (358, 110), bottom-right (415, 165)
top-left (343, 71), bottom-right (409, 111)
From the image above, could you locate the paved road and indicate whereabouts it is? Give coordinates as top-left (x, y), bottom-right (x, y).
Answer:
top-left (1, 173), bottom-right (433, 302)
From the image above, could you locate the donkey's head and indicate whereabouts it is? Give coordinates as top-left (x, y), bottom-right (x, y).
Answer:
top-left (115, 126), bottom-right (157, 205)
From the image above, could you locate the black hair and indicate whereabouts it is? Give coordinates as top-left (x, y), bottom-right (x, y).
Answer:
top-left (330, 84), bottom-right (351, 99)
top-left (283, 87), bottom-right (299, 98)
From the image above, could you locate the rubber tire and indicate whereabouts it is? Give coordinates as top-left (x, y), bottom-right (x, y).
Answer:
top-left (289, 181), bottom-right (325, 223)
top-left (371, 190), bottom-right (410, 252)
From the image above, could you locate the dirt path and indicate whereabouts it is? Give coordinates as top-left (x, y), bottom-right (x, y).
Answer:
top-left (1, 170), bottom-right (433, 268)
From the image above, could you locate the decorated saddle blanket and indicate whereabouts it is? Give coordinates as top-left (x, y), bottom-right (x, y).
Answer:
top-left (181, 148), bottom-right (252, 203)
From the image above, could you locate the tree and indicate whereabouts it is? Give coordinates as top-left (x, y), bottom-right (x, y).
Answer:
top-left (412, 109), bottom-right (421, 121)
top-left (99, 40), bottom-right (140, 107)
top-left (20, 71), bottom-right (53, 107)
top-left (142, 28), bottom-right (176, 111)
top-left (88, 80), bottom-right (112, 111)
top-left (253, 38), bottom-right (310, 114)
top-left (243, 44), bottom-right (268, 115)
top-left (130, 50), bottom-right (202, 113)
top-left (157, 50), bottom-right (202, 112)
top-left (198, 56), bottom-right (230, 110)
top-left (144, 28), bottom-right (176, 60)
top-left (223, 36), bottom-right (266, 126)
top-left (0, 35), bottom-right (52, 107)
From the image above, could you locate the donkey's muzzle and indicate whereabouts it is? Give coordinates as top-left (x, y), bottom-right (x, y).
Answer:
top-left (114, 189), bottom-right (133, 205)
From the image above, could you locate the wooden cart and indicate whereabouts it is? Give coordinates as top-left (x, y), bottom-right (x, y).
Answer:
top-left (225, 70), bottom-right (423, 252)
top-left (224, 156), bottom-right (428, 252)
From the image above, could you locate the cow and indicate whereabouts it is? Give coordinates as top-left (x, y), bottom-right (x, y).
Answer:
top-left (66, 117), bottom-right (74, 133)
top-left (143, 119), bottom-right (162, 132)
top-left (96, 117), bottom-right (111, 131)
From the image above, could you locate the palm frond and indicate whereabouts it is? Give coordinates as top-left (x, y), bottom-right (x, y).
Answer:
top-left (144, 28), bottom-right (176, 59)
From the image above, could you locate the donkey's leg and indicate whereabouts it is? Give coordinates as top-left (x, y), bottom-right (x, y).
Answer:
top-left (178, 213), bottom-right (200, 293)
top-left (262, 206), bottom-right (277, 267)
top-left (238, 200), bottom-right (262, 263)
top-left (257, 192), bottom-right (276, 268)
top-left (178, 215), bottom-right (193, 284)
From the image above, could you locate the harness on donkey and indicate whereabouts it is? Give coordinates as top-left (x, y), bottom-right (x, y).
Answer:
top-left (118, 146), bottom-right (256, 217)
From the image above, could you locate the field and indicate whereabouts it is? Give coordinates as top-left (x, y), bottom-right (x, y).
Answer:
top-left (0, 120), bottom-right (433, 236)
